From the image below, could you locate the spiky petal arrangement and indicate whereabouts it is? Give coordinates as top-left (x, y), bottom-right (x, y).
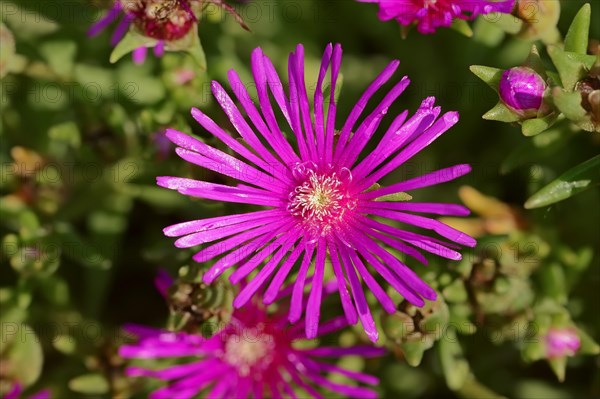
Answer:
top-left (158, 43), bottom-right (476, 342)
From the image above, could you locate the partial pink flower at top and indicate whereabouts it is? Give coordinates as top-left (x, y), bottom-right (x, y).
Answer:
top-left (120, 299), bottom-right (384, 399)
top-left (546, 327), bottom-right (581, 358)
top-left (88, 0), bottom-right (196, 64)
top-left (357, 0), bottom-right (515, 34)
top-left (157, 43), bottom-right (475, 342)
top-left (3, 383), bottom-right (50, 399)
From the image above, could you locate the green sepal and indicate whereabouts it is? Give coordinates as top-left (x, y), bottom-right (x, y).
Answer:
top-left (375, 192), bottom-right (413, 202)
top-left (523, 45), bottom-right (547, 77)
top-left (524, 154), bottom-right (600, 209)
top-left (552, 88), bottom-right (590, 128)
top-left (469, 65), bottom-right (503, 92)
top-left (547, 45), bottom-right (595, 90)
top-left (564, 4), bottom-right (591, 54)
top-left (483, 102), bottom-right (521, 122)
top-left (451, 19), bottom-right (473, 37)
top-left (548, 357), bottom-right (567, 382)
top-left (166, 26), bottom-right (206, 70)
top-left (521, 112), bottom-right (559, 136)
top-left (110, 29), bottom-right (158, 64)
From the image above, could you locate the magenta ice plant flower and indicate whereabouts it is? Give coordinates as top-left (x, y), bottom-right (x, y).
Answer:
top-left (545, 327), bottom-right (581, 359)
top-left (158, 43), bottom-right (475, 342)
top-left (120, 301), bottom-right (384, 399)
top-left (357, 0), bottom-right (515, 34)
top-left (88, 0), bottom-right (196, 64)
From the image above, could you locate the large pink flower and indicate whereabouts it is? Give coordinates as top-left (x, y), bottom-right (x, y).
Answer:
top-left (158, 43), bottom-right (475, 342)
top-left (358, 0), bottom-right (515, 34)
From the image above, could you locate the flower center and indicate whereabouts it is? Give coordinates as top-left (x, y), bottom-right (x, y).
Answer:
top-left (128, 0), bottom-right (195, 41)
top-left (288, 165), bottom-right (356, 237)
top-left (223, 333), bottom-right (275, 377)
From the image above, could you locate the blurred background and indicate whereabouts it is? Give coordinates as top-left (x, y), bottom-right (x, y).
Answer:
top-left (1, 0), bottom-right (599, 398)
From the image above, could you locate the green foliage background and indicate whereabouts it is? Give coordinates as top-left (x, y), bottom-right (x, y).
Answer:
top-left (1, 0), bottom-right (599, 398)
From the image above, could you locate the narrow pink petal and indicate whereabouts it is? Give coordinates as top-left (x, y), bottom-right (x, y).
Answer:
top-left (305, 240), bottom-right (326, 339)
top-left (203, 219), bottom-right (296, 282)
top-left (353, 97), bottom-right (436, 180)
top-left (358, 111), bottom-right (460, 190)
top-left (362, 164), bottom-right (472, 200)
top-left (289, 245), bottom-right (315, 323)
top-left (292, 44), bottom-right (318, 161)
top-left (338, 244), bottom-right (378, 342)
top-left (303, 372), bottom-right (378, 399)
top-left (232, 235), bottom-right (299, 307)
top-left (157, 176), bottom-right (284, 207)
top-left (341, 247), bottom-right (397, 314)
top-left (263, 240), bottom-right (306, 304)
top-left (189, 107), bottom-right (290, 182)
top-left (173, 217), bottom-right (276, 248)
top-left (210, 81), bottom-right (290, 179)
top-left (287, 53), bottom-right (310, 160)
top-left (361, 201), bottom-right (470, 216)
top-left (325, 43), bottom-right (342, 165)
top-left (175, 147), bottom-right (286, 192)
top-left (301, 345), bottom-right (386, 358)
top-left (363, 208), bottom-right (476, 247)
top-left (366, 228), bottom-right (428, 265)
top-left (314, 44), bottom-right (333, 162)
top-left (164, 210), bottom-right (282, 237)
top-left (132, 46), bottom-right (147, 65)
top-left (335, 60), bottom-right (400, 159)
top-left (339, 76), bottom-right (410, 167)
top-left (88, 3), bottom-right (122, 36)
top-left (251, 48), bottom-right (300, 164)
top-left (328, 242), bottom-right (358, 325)
top-left (228, 68), bottom-right (303, 164)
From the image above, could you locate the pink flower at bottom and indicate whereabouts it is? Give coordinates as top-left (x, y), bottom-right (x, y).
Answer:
top-left (357, 0), bottom-right (515, 34)
top-left (120, 301), bottom-right (384, 399)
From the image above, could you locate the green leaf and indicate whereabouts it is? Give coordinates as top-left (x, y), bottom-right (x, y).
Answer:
top-left (469, 65), bottom-right (504, 92)
top-left (524, 155), bottom-right (600, 209)
top-left (110, 29), bottom-right (158, 64)
top-left (48, 121), bottom-right (81, 149)
top-left (68, 373), bottom-right (110, 395)
top-left (547, 46), bottom-right (595, 90)
top-left (564, 4), bottom-right (591, 54)
top-left (521, 112), bottom-right (559, 136)
top-left (438, 328), bottom-right (470, 390)
top-left (482, 102), bottom-right (520, 122)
